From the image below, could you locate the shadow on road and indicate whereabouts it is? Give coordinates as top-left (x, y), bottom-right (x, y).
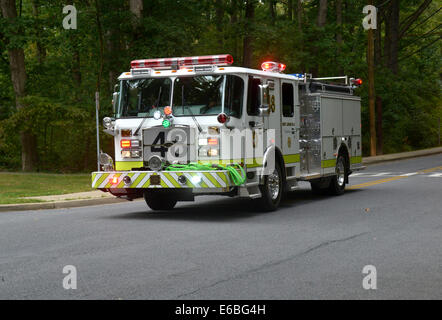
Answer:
top-left (107, 197), bottom-right (263, 222)
top-left (105, 187), bottom-right (362, 222)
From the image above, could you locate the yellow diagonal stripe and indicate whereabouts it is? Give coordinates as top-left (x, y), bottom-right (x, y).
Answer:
top-left (94, 173), bottom-right (109, 188)
top-left (163, 172), bottom-right (181, 188)
top-left (204, 172), bottom-right (221, 187)
top-left (132, 173), bottom-right (147, 187)
top-left (216, 172), bottom-right (228, 186)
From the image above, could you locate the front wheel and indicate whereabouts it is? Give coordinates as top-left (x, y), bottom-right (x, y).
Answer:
top-left (328, 155), bottom-right (347, 195)
top-left (144, 192), bottom-right (177, 211)
top-left (258, 161), bottom-right (283, 211)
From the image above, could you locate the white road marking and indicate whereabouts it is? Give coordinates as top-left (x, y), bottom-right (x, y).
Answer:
top-left (428, 173), bottom-right (442, 177)
top-left (400, 172), bottom-right (418, 177)
top-left (372, 172), bottom-right (393, 176)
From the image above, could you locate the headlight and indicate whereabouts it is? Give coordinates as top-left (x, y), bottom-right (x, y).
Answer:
top-left (148, 155), bottom-right (163, 171)
top-left (131, 150), bottom-right (141, 158)
top-left (207, 148), bottom-right (218, 157)
top-left (121, 150), bottom-right (131, 158)
top-left (103, 117), bottom-right (113, 129)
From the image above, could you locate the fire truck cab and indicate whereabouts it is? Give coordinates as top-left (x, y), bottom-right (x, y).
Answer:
top-left (92, 54), bottom-right (364, 211)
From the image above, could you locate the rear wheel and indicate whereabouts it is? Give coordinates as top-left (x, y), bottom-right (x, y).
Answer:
top-left (258, 161), bottom-right (283, 211)
top-left (328, 155), bottom-right (347, 195)
top-left (143, 192), bottom-right (177, 211)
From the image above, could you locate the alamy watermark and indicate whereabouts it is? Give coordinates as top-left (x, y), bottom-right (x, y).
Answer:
top-left (62, 5), bottom-right (77, 30)
top-left (363, 5), bottom-right (377, 30)
top-left (62, 265), bottom-right (77, 290)
top-left (362, 265), bottom-right (377, 290)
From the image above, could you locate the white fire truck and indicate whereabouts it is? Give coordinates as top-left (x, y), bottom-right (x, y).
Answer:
top-left (92, 54), bottom-right (364, 211)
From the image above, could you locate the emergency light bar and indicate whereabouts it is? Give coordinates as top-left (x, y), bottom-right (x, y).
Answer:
top-left (261, 61), bottom-right (286, 73)
top-left (131, 54), bottom-right (233, 69)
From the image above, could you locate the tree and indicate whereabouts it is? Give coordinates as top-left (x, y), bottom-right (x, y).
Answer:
top-left (1, 0), bottom-right (38, 171)
top-left (243, 0), bottom-right (256, 68)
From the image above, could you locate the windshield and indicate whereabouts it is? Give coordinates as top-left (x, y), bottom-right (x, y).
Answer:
top-left (117, 78), bottom-right (172, 118)
top-left (116, 74), bottom-right (244, 118)
top-left (173, 75), bottom-right (243, 117)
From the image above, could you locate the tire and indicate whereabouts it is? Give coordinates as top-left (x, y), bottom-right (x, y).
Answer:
top-left (328, 155), bottom-right (347, 195)
top-left (258, 160), bottom-right (283, 211)
top-left (143, 192), bottom-right (177, 211)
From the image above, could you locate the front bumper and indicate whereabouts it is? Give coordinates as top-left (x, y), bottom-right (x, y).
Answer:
top-left (91, 170), bottom-right (235, 189)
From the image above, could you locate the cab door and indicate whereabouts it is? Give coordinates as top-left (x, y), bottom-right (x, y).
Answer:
top-left (280, 81), bottom-right (299, 171)
top-left (244, 76), bottom-right (265, 168)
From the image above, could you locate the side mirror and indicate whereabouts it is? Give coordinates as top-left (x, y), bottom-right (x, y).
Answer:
top-left (258, 84), bottom-right (270, 116)
top-left (112, 91), bottom-right (119, 114)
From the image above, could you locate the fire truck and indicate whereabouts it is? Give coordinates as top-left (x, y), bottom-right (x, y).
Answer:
top-left (92, 54), bottom-right (364, 211)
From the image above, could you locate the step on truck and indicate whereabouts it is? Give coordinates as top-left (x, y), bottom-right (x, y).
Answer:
top-left (92, 54), bottom-right (365, 211)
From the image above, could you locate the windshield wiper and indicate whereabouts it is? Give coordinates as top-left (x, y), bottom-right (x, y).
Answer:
top-left (181, 85), bottom-right (202, 133)
top-left (134, 86), bottom-right (162, 136)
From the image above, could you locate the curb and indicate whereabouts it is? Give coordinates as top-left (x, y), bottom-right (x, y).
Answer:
top-left (362, 146), bottom-right (442, 165)
top-left (0, 197), bottom-right (131, 212)
top-left (1, 147), bottom-right (441, 212)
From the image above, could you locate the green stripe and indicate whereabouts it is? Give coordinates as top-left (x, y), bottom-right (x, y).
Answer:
top-left (142, 175), bottom-right (151, 187)
top-left (160, 179), bottom-right (169, 188)
top-left (321, 159), bottom-right (337, 168)
top-left (163, 172), bottom-right (181, 188)
top-left (204, 172), bottom-right (221, 187)
top-left (94, 173), bottom-right (108, 188)
top-left (115, 161), bottom-right (143, 170)
top-left (91, 173), bottom-right (97, 186)
top-left (132, 173), bottom-right (147, 188)
top-left (283, 154), bottom-right (300, 164)
top-left (350, 156), bottom-right (362, 164)
top-left (217, 172), bottom-right (228, 186)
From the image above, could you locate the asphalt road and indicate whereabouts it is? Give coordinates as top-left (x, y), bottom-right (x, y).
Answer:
top-left (1, 154), bottom-right (441, 299)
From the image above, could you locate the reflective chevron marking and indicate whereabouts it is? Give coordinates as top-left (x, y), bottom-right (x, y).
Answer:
top-left (91, 170), bottom-right (234, 189)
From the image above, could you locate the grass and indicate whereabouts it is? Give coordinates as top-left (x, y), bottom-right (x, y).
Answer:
top-left (0, 172), bottom-right (92, 204)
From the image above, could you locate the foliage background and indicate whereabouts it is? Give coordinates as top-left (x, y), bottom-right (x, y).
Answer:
top-left (0, 0), bottom-right (441, 172)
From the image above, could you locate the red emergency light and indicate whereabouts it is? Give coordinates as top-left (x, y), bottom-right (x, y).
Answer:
top-left (261, 61), bottom-right (286, 73)
top-left (131, 54), bottom-right (234, 69)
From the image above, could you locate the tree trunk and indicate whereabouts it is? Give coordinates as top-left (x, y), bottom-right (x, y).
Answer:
top-left (95, 0), bottom-right (104, 92)
top-left (215, 0), bottom-right (224, 32)
top-left (296, 0), bottom-right (304, 71)
top-left (31, 0), bottom-right (46, 64)
top-left (287, 0), bottom-right (292, 20)
top-left (230, 0), bottom-right (239, 61)
top-left (242, 0), bottom-right (255, 68)
top-left (317, 0), bottom-right (327, 27)
top-left (269, 0), bottom-right (275, 24)
top-left (336, 0), bottom-right (343, 73)
top-left (383, 3), bottom-right (391, 67)
top-left (312, 0), bottom-right (327, 76)
top-left (388, 0), bottom-right (400, 74)
top-left (72, 49), bottom-right (81, 87)
top-left (297, 0), bottom-right (303, 32)
top-left (374, 7), bottom-right (383, 66)
top-left (1, 0), bottom-right (38, 171)
top-left (336, 0), bottom-right (342, 45)
top-left (129, 0), bottom-right (143, 22)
